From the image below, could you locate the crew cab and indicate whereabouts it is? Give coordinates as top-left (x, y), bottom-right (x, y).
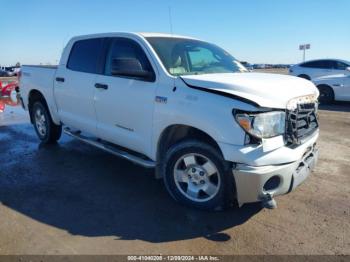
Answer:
top-left (20, 33), bottom-right (320, 210)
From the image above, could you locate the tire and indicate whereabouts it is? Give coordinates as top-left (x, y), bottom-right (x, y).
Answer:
top-left (298, 74), bottom-right (311, 80)
top-left (162, 140), bottom-right (235, 210)
top-left (317, 85), bottom-right (334, 104)
top-left (32, 101), bottom-right (62, 144)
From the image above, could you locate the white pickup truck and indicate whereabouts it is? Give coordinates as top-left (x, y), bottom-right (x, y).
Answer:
top-left (20, 32), bottom-right (320, 210)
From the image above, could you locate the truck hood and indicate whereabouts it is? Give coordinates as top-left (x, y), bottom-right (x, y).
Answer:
top-left (181, 72), bottom-right (318, 109)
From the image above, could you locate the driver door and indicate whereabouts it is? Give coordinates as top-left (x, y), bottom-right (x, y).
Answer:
top-left (93, 37), bottom-right (157, 156)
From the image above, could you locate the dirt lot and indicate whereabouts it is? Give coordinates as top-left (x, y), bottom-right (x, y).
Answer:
top-left (0, 76), bottom-right (17, 83)
top-left (254, 68), bottom-right (289, 75)
top-left (0, 94), bottom-right (349, 255)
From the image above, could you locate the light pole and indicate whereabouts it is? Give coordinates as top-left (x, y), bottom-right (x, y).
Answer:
top-left (299, 44), bottom-right (311, 62)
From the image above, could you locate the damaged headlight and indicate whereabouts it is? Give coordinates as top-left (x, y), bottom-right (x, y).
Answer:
top-left (235, 111), bottom-right (286, 139)
top-left (286, 94), bottom-right (318, 111)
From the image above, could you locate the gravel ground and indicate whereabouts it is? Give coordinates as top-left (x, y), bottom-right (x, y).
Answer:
top-left (0, 98), bottom-right (349, 255)
top-left (0, 76), bottom-right (17, 83)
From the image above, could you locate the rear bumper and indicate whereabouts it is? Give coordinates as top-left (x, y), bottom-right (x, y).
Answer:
top-left (233, 144), bottom-right (318, 207)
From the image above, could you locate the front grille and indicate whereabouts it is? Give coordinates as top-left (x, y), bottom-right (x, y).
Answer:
top-left (286, 102), bottom-right (319, 145)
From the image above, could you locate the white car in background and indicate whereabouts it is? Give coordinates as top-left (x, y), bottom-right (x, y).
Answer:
top-left (313, 74), bottom-right (350, 103)
top-left (289, 59), bottom-right (350, 80)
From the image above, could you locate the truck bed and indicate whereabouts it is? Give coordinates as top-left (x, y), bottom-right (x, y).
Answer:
top-left (20, 65), bottom-right (58, 112)
top-left (22, 65), bottom-right (58, 69)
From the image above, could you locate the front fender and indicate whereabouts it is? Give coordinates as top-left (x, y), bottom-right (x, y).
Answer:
top-left (151, 86), bottom-right (256, 160)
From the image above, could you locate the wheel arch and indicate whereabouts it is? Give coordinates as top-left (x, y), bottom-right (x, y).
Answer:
top-left (28, 89), bottom-right (45, 123)
top-left (28, 89), bottom-right (60, 125)
top-left (155, 124), bottom-right (224, 178)
top-left (316, 84), bottom-right (335, 101)
top-left (317, 83), bottom-right (334, 90)
top-left (298, 74), bottom-right (311, 80)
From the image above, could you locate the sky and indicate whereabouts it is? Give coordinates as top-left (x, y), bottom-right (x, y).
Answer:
top-left (1, 0), bottom-right (349, 66)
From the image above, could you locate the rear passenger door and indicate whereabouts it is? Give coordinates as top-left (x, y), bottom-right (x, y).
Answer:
top-left (93, 37), bottom-right (157, 157)
top-left (54, 38), bottom-right (104, 135)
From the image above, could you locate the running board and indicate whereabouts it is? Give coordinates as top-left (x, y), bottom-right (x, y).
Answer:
top-left (63, 128), bottom-right (156, 168)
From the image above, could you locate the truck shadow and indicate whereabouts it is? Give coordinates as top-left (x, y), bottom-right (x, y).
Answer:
top-left (0, 124), bottom-right (262, 243)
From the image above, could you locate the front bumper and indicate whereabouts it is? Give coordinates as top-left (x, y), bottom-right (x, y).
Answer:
top-left (233, 143), bottom-right (318, 207)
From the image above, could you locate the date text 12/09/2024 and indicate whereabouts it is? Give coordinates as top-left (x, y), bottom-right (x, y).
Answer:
top-left (127, 255), bottom-right (220, 261)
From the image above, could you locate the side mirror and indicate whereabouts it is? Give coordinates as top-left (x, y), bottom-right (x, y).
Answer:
top-left (346, 66), bottom-right (350, 72)
top-left (111, 58), bottom-right (154, 81)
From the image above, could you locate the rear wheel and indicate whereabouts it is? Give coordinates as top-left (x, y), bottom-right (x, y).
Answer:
top-left (317, 85), bottom-right (334, 104)
top-left (163, 140), bottom-right (235, 210)
top-left (32, 101), bottom-right (62, 143)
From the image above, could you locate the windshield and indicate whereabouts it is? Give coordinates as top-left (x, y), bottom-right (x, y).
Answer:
top-left (146, 37), bottom-right (247, 76)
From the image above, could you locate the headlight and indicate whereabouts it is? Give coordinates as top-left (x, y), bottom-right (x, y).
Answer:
top-left (235, 111), bottom-right (286, 139)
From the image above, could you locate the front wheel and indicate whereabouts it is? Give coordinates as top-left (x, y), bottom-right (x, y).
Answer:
top-left (163, 140), bottom-right (235, 210)
top-left (32, 101), bottom-right (62, 144)
top-left (317, 85), bottom-right (334, 104)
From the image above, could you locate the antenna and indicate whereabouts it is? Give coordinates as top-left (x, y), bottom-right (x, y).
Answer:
top-left (168, 6), bottom-right (173, 35)
top-left (168, 6), bottom-right (177, 89)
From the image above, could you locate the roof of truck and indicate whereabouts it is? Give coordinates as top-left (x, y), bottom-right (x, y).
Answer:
top-left (69, 32), bottom-right (198, 42)
top-left (138, 32), bottom-right (198, 40)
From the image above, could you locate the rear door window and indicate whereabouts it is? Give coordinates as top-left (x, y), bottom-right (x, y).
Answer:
top-left (322, 60), bottom-right (334, 69)
top-left (67, 38), bottom-right (103, 73)
top-left (300, 61), bottom-right (318, 68)
top-left (301, 60), bottom-right (330, 69)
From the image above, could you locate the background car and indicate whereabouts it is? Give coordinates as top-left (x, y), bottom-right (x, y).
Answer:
top-left (253, 64), bottom-right (266, 69)
top-left (0, 69), bottom-right (11, 77)
top-left (289, 59), bottom-right (350, 80)
top-left (313, 74), bottom-right (350, 103)
top-left (240, 61), bottom-right (254, 71)
top-left (5, 66), bottom-right (20, 76)
top-left (13, 67), bottom-right (21, 76)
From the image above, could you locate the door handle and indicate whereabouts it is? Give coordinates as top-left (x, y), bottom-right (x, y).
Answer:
top-left (55, 77), bottom-right (65, 82)
top-left (95, 83), bottom-right (108, 90)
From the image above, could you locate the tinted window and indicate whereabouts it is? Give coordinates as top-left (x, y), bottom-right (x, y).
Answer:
top-left (301, 60), bottom-right (332, 69)
top-left (300, 61), bottom-right (314, 68)
top-left (105, 38), bottom-right (154, 78)
top-left (322, 60), bottom-right (333, 69)
top-left (334, 61), bottom-right (348, 70)
top-left (67, 38), bottom-right (103, 73)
